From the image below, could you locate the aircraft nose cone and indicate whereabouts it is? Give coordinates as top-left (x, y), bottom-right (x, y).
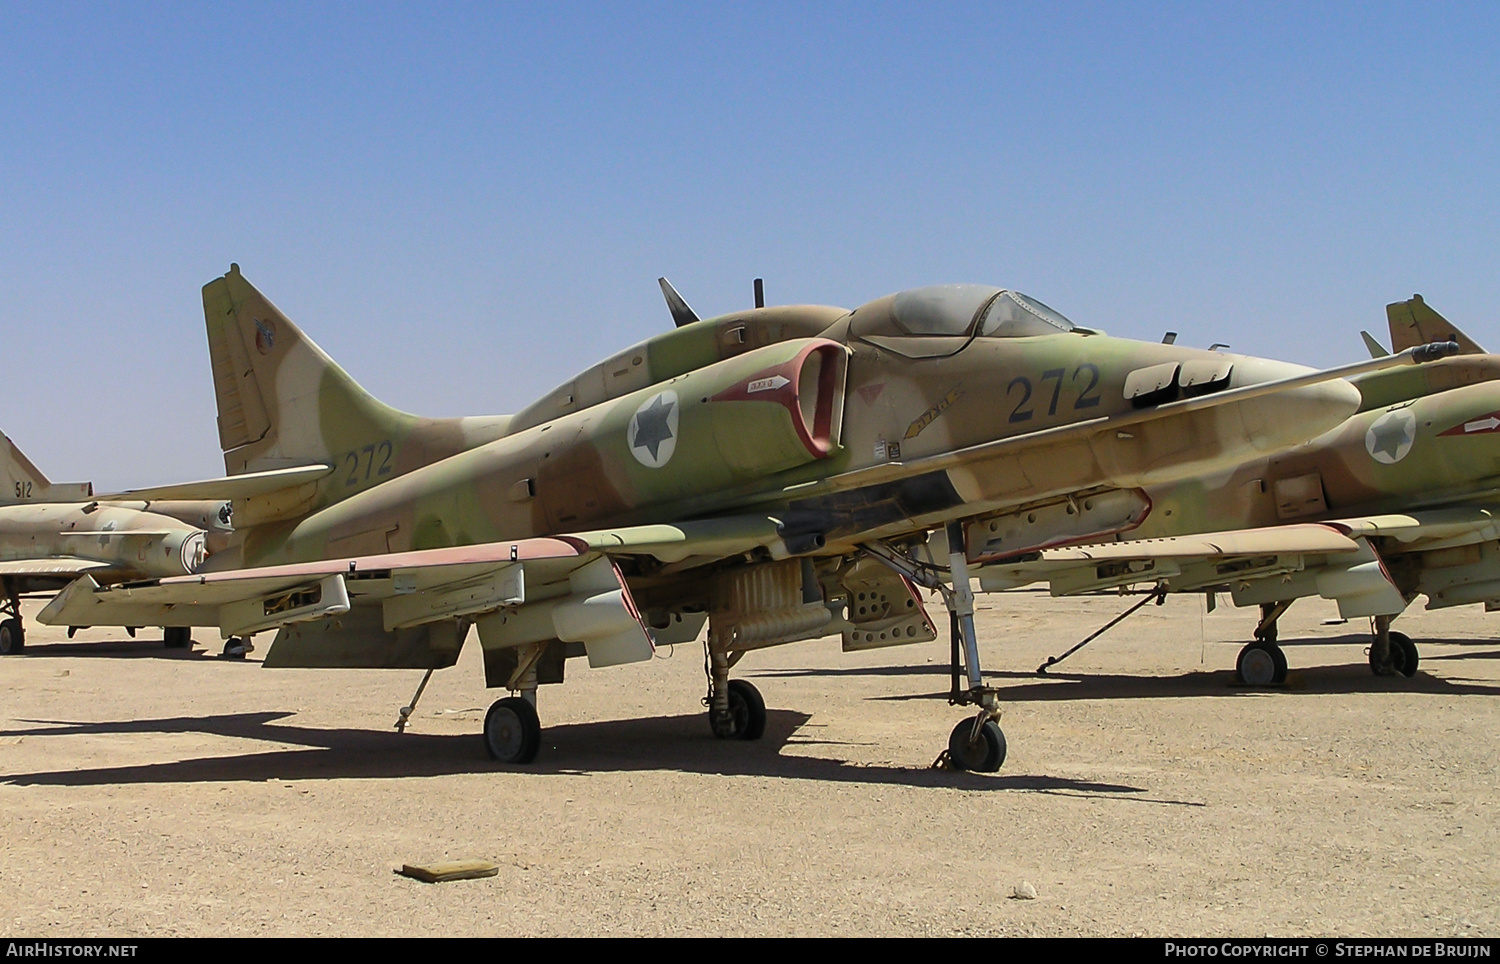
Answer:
top-left (1229, 356), bottom-right (1362, 451)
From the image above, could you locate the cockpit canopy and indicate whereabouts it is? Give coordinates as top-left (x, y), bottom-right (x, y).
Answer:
top-left (847, 285), bottom-right (1079, 358)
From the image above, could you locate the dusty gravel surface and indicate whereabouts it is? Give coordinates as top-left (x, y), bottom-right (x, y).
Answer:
top-left (1, 591), bottom-right (1496, 937)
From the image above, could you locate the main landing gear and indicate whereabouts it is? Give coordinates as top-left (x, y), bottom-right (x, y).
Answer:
top-left (1234, 601), bottom-right (1292, 686)
top-left (704, 643), bottom-right (767, 741)
top-left (1368, 615), bottom-right (1419, 678)
top-left (1238, 602), bottom-right (1419, 684)
top-left (938, 522), bottom-right (1006, 772)
top-left (0, 588), bottom-right (23, 655)
top-left (483, 643), bottom-right (545, 765)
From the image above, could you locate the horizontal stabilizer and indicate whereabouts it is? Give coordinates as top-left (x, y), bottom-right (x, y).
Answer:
top-left (95, 464), bottom-right (333, 502)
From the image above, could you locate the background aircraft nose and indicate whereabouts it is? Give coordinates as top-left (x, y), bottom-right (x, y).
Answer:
top-left (1228, 356), bottom-right (1363, 451)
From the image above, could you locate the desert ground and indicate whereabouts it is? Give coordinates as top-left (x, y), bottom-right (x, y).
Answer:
top-left (1, 589), bottom-right (1496, 937)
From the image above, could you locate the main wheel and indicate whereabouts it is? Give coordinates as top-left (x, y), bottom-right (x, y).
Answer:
top-left (710, 679), bottom-right (767, 740)
top-left (1236, 640), bottom-right (1287, 686)
top-left (0, 618), bottom-right (23, 655)
top-left (948, 718), bottom-right (1006, 772)
top-left (163, 627), bottom-right (192, 649)
top-left (483, 696), bottom-right (541, 764)
top-left (221, 637), bottom-right (251, 659)
top-left (1389, 631), bottom-right (1419, 678)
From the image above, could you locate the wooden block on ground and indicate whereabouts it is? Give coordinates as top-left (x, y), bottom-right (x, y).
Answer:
top-left (398, 859), bottom-right (500, 883)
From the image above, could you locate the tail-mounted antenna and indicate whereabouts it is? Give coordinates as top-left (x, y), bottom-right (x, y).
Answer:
top-left (754, 278), bottom-right (765, 309)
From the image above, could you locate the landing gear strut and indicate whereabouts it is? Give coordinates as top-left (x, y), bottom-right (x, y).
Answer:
top-left (939, 521), bottom-right (1006, 772)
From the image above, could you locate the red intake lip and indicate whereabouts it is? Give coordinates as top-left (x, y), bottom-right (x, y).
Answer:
top-left (710, 339), bottom-right (846, 458)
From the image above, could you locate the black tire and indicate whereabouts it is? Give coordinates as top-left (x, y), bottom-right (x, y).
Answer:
top-left (948, 718), bottom-right (1006, 772)
top-left (1236, 641), bottom-right (1287, 686)
top-left (0, 618), bottom-right (23, 655)
top-left (1390, 631), bottom-right (1419, 678)
top-left (483, 696), bottom-right (542, 764)
top-left (163, 627), bottom-right (192, 649)
top-left (222, 637), bottom-right (249, 659)
top-left (729, 679), bottom-right (766, 740)
top-left (710, 679), bottom-right (767, 740)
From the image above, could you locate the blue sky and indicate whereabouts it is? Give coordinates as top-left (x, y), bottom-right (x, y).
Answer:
top-left (3, 2), bottom-right (1498, 486)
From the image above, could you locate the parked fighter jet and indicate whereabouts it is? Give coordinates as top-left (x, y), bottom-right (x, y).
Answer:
top-left (41, 266), bottom-right (1443, 769)
top-left (976, 296), bottom-right (1495, 685)
top-left (0, 432), bottom-right (231, 653)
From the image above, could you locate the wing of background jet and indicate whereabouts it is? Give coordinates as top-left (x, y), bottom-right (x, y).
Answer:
top-left (976, 507), bottom-right (1500, 620)
top-left (976, 523), bottom-right (1362, 596)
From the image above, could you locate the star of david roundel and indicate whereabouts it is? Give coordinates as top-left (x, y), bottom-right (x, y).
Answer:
top-left (1365, 408), bottom-right (1416, 465)
top-left (628, 390), bottom-right (679, 468)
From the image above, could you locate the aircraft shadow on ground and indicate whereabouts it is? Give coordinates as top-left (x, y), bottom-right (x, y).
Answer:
top-left (872, 665), bottom-right (1500, 705)
top-left (8, 639), bottom-right (226, 660)
top-left (777, 634), bottom-right (1500, 703)
top-left (0, 710), bottom-right (1147, 798)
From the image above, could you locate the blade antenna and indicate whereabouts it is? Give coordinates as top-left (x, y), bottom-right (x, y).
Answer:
top-left (657, 277), bottom-right (700, 328)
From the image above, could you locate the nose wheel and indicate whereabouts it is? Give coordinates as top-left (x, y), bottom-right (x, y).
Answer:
top-left (948, 716), bottom-right (1006, 772)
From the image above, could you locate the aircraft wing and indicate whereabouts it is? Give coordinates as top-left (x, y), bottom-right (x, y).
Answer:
top-left (976, 524), bottom-right (1362, 596)
top-left (1326, 505), bottom-right (1500, 548)
top-left (38, 516), bottom-right (785, 673)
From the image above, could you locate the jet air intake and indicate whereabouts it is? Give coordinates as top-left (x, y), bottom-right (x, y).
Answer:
top-left (596, 338), bottom-right (849, 504)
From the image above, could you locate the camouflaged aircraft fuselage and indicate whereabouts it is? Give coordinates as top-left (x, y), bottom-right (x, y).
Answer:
top-left (208, 278), bottom-right (1358, 580)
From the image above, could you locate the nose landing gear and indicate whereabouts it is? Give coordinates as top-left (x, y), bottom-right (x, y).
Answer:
top-left (937, 522), bottom-right (1006, 772)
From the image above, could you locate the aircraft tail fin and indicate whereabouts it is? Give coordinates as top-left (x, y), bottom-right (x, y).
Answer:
top-left (202, 266), bottom-right (511, 506)
top-left (1386, 294), bottom-right (1486, 355)
top-left (204, 264), bottom-right (419, 477)
top-left (0, 433), bottom-right (93, 504)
